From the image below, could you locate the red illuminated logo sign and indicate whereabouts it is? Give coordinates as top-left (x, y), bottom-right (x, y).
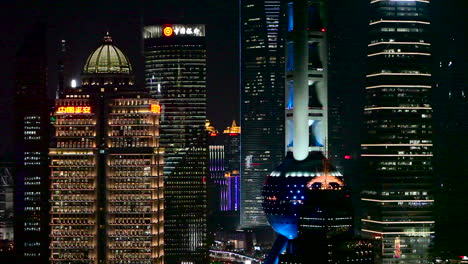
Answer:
top-left (57, 106), bottom-right (91, 114)
top-left (163, 26), bottom-right (173, 37)
top-left (150, 104), bottom-right (161, 114)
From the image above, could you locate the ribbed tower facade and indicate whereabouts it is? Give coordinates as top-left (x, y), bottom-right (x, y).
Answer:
top-left (143, 24), bottom-right (208, 264)
top-left (49, 35), bottom-right (164, 264)
top-left (361, 0), bottom-right (434, 263)
top-left (240, 0), bottom-right (287, 228)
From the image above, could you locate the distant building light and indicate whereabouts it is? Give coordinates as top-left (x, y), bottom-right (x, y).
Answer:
top-left (344, 155), bottom-right (351, 160)
top-left (70, 79), bottom-right (77, 88)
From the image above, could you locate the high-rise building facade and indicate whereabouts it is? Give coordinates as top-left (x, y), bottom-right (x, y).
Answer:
top-left (0, 162), bottom-right (14, 251)
top-left (49, 34), bottom-right (164, 264)
top-left (13, 22), bottom-right (51, 263)
top-left (143, 24), bottom-right (208, 263)
top-left (240, 0), bottom-right (287, 228)
top-left (223, 121), bottom-right (241, 215)
top-left (360, 0), bottom-right (434, 263)
top-left (207, 121), bottom-right (241, 231)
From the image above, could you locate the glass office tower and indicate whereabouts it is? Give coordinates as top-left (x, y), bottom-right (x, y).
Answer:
top-left (240, 0), bottom-right (286, 228)
top-left (143, 25), bottom-right (208, 264)
top-left (49, 34), bottom-right (164, 264)
top-left (361, 0), bottom-right (434, 263)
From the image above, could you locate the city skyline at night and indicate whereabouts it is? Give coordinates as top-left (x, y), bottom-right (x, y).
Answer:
top-left (0, 0), bottom-right (467, 263)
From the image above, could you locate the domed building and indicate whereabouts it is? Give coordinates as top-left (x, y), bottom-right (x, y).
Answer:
top-left (81, 33), bottom-right (134, 87)
top-left (49, 34), bottom-right (164, 264)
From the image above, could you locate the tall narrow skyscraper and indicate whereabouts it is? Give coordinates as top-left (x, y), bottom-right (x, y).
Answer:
top-left (143, 24), bottom-right (208, 264)
top-left (13, 22), bottom-right (51, 264)
top-left (240, 0), bottom-right (287, 228)
top-left (360, 0), bottom-right (434, 262)
top-left (49, 34), bottom-right (164, 264)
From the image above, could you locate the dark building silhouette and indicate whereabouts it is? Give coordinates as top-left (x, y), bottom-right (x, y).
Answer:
top-left (240, 0), bottom-right (287, 228)
top-left (143, 24), bottom-right (208, 264)
top-left (433, 36), bottom-right (468, 260)
top-left (13, 22), bottom-right (51, 264)
top-left (360, 0), bottom-right (434, 262)
top-left (56, 39), bottom-right (70, 99)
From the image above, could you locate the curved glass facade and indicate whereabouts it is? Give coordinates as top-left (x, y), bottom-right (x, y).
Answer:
top-left (143, 25), bottom-right (208, 264)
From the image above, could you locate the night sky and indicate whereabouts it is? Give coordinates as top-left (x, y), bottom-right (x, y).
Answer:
top-left (1, 0), bottom-right (466, 158)
top-left (0, 0), bottom-right (240, 157)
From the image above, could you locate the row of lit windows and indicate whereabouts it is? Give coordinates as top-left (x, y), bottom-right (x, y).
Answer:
top-left (379, 27), bottom-right (425, 32)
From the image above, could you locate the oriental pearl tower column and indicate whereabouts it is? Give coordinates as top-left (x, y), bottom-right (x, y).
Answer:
top-left (262, 1), bottom-right (352, 263)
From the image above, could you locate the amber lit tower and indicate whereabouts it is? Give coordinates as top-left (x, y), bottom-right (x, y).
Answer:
top-left (49, 34), bottom-right (164, 264)
top-left (361, 0), bottom-right (434, 263)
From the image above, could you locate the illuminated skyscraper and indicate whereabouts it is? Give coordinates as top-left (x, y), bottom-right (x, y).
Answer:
top-left (207, 121), bottom-right (241, 230)
top-left (360, 0), bottom-right (434, 262)
top-left (223, 121), bottom-right (241, 215)
top-left (240, 0), bottom-right (287, 228)
top-left (49, 34), bottom-right (164, 264)
top-left (13, 22), bottom-right (51, 263)
top-left (143, 24), bottom-right (208, 264)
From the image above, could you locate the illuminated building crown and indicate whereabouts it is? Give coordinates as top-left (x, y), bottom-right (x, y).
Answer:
top-left (83, 33), bottom-right (132, 75)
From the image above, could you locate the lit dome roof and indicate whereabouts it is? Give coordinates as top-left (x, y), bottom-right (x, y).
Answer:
top-left (83, 33), bottom-right (132, 75)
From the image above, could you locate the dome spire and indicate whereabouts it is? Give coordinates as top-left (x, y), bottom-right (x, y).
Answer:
top-left (103, 31), bottom-right (112, 43)
top-left (82, 34), bottom-right (132, 75)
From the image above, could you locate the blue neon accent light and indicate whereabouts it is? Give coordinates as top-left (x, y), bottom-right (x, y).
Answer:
top-left (287, 2), bottom-right (294, 32)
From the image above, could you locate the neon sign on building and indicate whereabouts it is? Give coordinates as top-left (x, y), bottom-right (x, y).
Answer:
top-left (57, 106), bottom-right (92, 114)
top-left (150, 104), bottom-right (161, 114)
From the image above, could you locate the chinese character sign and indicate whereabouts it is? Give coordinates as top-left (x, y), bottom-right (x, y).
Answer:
top-left (57, 106), bottom-right (92, 114)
